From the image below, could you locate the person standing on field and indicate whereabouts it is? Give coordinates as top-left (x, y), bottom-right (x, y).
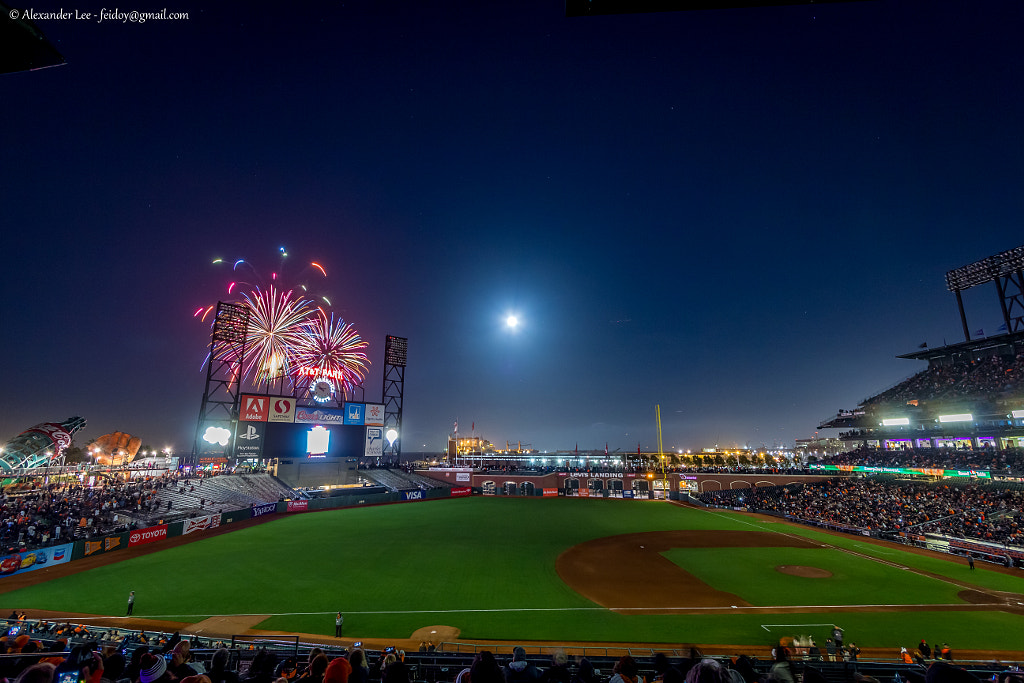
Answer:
top-left (127, 591), bottom-right (136, 616)
top-left (336, 612), bottom-right (344, 637)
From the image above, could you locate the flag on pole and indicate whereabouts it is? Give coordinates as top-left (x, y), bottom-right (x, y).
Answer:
top-left (575, 443), bottom-right (578, 456)
top-left (605, 442), bottom-right (608, 456)
top-left (454, 420), bottom-right (458, 434)
top-left (471, 421), bottom-right (475, 432)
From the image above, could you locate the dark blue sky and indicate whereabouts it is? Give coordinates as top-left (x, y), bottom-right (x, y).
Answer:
top-left (2, 0), bottom-right (1022, 454)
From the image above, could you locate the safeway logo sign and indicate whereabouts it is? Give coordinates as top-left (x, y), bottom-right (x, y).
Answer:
top-left (269, 398), bottom-right (295, 423)
top-left (128, 524), bottom-right (167, 546)
top-left (241, 395), bottom-right (269, 422)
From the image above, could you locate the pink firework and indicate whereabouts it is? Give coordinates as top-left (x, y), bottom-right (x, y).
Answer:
top-left (293, 311), bottom-right (370, 397)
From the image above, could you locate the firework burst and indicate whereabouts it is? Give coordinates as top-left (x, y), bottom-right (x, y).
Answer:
top-left (240, 285), bottom-right (315, 385)
top-left (196, 251), bottom-right (370, 398)
top-left (294, 311), bottom-right (370, 398)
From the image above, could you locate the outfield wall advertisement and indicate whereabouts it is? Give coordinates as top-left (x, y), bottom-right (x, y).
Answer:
top-left (252, 502), bottom-right (278, 517)
top-left (0, 543), bottom-right (72, 576)
top-left (183, 514), bottom-right (221, 535)
top-left (129, 524), bottom-right (167, 546)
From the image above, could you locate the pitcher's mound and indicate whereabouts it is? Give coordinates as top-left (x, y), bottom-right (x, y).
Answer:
top-left (776, 565), bottom-right (832, 578)
top-left (410, 625), bottom-right (460, 642)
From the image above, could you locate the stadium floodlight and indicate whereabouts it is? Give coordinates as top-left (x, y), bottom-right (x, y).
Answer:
top-left (1012, 410), bottom-right (1024, 419)
top-left (938, 413), bottom-right (973, 423)
top-left (882, 418), bottom-right (910, 426)
top-left (945, 244), bottom-right (1024, 291)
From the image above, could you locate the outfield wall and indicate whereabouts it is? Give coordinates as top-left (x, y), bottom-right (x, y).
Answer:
top-left (418, 469), bottom-right (834, 495)
top-left (0, 485), bottom-right (472, 579)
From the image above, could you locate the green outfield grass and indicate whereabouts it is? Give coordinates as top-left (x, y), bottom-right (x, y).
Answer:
top-left (1, 497), bottom-right (1022, 649)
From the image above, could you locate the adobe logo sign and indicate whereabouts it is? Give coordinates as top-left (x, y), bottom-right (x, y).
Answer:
top-left (269, 398), bottom-right (295, 423)
top-left (240, 395), bottom-right (269, 422)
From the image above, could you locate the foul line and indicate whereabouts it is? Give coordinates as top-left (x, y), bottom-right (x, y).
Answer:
top-left (82, 601), bottom-right (1002, 622)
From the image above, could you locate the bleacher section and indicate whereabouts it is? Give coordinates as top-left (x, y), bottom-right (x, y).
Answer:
top-left (147, 473), bottom-right (294, 522)
top-left (360, 468), bottom-right (451, 492)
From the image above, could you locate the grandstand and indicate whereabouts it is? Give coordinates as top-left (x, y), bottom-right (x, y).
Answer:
top-left (819, 245), bottom-right (1024, 452)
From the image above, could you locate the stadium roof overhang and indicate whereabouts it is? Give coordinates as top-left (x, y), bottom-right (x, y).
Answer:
top-left (896, 330), bottom-right (1024, 362)
top-left (0, 5), bottom-right (66, 74)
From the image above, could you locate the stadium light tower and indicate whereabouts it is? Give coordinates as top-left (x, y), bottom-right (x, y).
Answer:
top-left (945, 244), bottom-right (1024, 340)
top-left (381, 335), bottom-right (407, 465)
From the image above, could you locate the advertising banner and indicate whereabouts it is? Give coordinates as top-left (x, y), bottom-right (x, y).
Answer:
top-left (240, 395), bottom-right (270, 422)
top-left (450, 487), bottom-right (472, 497)
top-left (251, 502), bottom-right (277, 518)
top-left (623, 489), bottom-right (634, 499)
top-left (83, 540), bottom-right (105, 557)
top-left (542, 488), bottom-right (558, 497)
top-left (105, 535), bottom-right (123, 552)
top-left (364, 427), bottom-right (383, 459)
top-left (287, 500), bottom-right (309, 512)
top-left (294, 407), bottom-right (346, 425)
top-left (25, 423), bottom-right (73, 455)
top-left (0, 543), bottom-right (72, 578)
top-left (401, 489), bottom-right (425, 501)
top-left (128, 524), bottom-right (168, 546)
top-left (268, 397), bottom-right (296, 423)
top-left (234, 421), bottom-right (266, 459)
top-left (183, 514), bottom-right (221, 536)
top-left (343, 403), bottom-right (365, 425)
top-left (364, 403), bottom-right (385, 426)
top-left (579, 488), bottom-right (590, 497)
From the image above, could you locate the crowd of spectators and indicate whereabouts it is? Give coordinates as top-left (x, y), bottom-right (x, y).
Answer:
top-left (0, 625), bottom-right (1015, 683)
top-left (698, 478), bottom-right (1024, 548)
top-left (814, 446), bottom-right (1024, 474)
top-left (863, 352), bottom-right (1024, 406)
top-left (0, 471), bottom-right (221, 555)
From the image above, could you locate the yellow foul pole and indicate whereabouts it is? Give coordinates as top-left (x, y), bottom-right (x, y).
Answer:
top-left (656, 404), bottom-right (667, 497)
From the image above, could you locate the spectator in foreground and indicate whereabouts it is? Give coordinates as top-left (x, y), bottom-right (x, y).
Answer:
top-left (347, 650), bottom-right (370, 683)
top-left (609, 656), bottom-right (642, 683)
top-left (324, 658), bottom-right (352, 683)
top-left (471, 651), bottom-right (505, 683)
top-left (503, 647), bottom-right (540, 683)
top-left (539, 652), bottom-right (570, 683)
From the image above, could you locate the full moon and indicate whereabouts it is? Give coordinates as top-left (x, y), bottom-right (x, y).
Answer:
top-left (506, 315), bottom-right (519, 328)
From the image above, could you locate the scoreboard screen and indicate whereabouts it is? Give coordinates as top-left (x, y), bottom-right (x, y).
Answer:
top-left (262, 421), bottom-right (364, 459)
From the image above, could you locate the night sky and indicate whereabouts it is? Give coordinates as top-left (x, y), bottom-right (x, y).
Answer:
top-left (2, 1), bottom-right (1022, 455)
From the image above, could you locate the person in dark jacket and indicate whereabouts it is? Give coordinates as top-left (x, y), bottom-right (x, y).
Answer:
top-left (539, 652), bottom-right (571, 683)
top-left (503, 647), bottom-right (540, 683)
top-left (472, 652), bottom-right (505, 683)
top-left (207, 649), bottom-right (240, 683)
